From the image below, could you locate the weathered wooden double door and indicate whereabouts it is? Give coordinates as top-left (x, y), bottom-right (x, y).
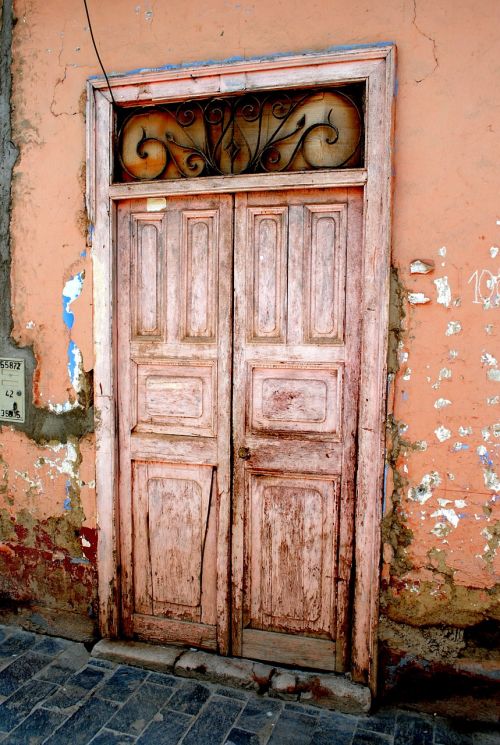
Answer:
top-left (117, 187), bottom-right (363, 672)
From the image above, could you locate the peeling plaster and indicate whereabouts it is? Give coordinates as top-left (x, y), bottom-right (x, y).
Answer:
top-left (434, 398), bottom-right (451, 409)
top-left (408, 292), bottom-right (430, 305)
top-left (446, 322), bottom-right (462, 336)
top-left (434, 276), bottom-right (451, 307)
top-left (410, 259), bottom-right (434, 274)
top-left (435, 426), bottom-right (452, 442)
top-left (481, 353), bottom-right (497, 367)
top-left (408, 472), bottom-right (441, 505)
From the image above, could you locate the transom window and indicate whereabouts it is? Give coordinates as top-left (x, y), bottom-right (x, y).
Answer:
top-left (116, 84), bottom-right (364, 181)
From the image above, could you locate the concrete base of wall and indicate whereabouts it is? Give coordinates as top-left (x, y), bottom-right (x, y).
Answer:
top-left (0, 604), bottom-right (97, 643)
top-left (92, 639), bottom-right (371, 715)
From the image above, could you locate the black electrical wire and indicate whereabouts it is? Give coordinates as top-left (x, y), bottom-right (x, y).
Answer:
top-left (82, 0), bottom-right (118, 108)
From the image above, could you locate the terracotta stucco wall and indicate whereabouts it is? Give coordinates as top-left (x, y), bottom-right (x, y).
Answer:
top-left (1, 0), bottom-right (498, 664)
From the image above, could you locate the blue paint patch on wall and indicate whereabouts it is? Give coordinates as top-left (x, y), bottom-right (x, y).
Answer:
top-left (67, 340), bottom-right (78, 383)
top-left (64, 480), bottom-right (71, 511)
top-left (88, 42), bottom-right (395, 81)
top-left (62, 272), bottom-right (84, 330)
top-left (478, 448), bottom-right (494, 467)
top-left (62, 296), bottom-right (75, 329)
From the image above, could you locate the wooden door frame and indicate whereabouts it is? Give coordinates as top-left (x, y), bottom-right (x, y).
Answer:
top-left (86, 44), bottom-right (396, 691)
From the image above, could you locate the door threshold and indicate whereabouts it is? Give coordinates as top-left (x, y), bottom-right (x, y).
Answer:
top-left (92, 638), bottom-right (370, 715)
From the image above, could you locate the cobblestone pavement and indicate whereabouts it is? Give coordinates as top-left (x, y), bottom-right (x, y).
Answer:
top-left (0, 625), bottom-right (497, 745)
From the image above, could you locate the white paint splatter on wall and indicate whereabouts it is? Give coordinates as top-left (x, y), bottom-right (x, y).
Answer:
top-left (434, 276), bottom-right (452, 307)
top-left (408, 471), bottom-right (441, 504)
top-left (435, 426), bottom-right (452, 442)
top-left (434, 398), bottom-right (452, 409)
top-left (408, 292), bottom-right (430, 305)
top-left (446, 322), bottom-right (462, 336)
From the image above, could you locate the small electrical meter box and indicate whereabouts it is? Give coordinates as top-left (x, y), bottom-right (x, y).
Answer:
top-left (0, 358), bottom-right (25, 424)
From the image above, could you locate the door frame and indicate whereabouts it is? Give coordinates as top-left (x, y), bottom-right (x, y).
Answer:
top-left (86, 44), bottom-right (396, 691)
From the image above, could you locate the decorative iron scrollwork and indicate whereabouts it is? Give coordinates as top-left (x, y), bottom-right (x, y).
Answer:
top-left (117, 88), bottom-right (363, 181)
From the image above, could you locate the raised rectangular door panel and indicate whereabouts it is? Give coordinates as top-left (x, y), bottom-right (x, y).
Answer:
top-left (248, 473), bottom-right (338, 636)
top-left (117, 195), bottom-right (233, 652)
top-left (232, 188), bottom-right (363, 672)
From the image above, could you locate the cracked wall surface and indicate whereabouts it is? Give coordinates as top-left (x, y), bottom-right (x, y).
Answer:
top-left (1, 0), bottom-right (499, 678)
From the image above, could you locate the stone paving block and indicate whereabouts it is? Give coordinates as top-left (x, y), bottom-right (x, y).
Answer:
top-left (45, 666), bottom-right (105, 709)
top-left (310, 710), bottom-right (358, 745)
top-left (4, 706), bottom-right (66, 744)
top-left (175, 650), bottom-right (274, 692)
top-left (146, 671), bottom-right (178, 688)
top-left (91, 730), bottom-right (136, 744)
top-left (37, 643), bottom-right (90, 684)
top-left (106, 680), bottom-right (175, 736)
top-left (214, 685), bottom-right (249, 700)
top-left (43, 695), bottom-right (120, 745)
top-left (92, 639), bottom-right (182, 674)
top-left (352, 731), bottom-right (393, 744)
top-left (394, 712), bottom-right (434, 745)
top-left (0, 678), bottom-right (56, 732)
top-left (181, 694), bottom-right (244, 745)
top-left (88, 658), bottom-right (117, 670)
top-left (0, 632), bottom-right (36, 660)
top-left (357, 708), bottom-right (397, 735)
top-left (267, 708), bottom-right (319, 744)
top-left (135, 709), bottom-right (193, 745)
top-left (235, 697), bottom-right (282, 734)
top-left (0, 651), bottom-right (52, 696)
top-left (472, 733), bottom-right (500, 745)
top-left (33, 636), bottom-right (73, 656)
top-left (434, 719), bottom-right (474, 745)
top-left (96, 665), bottom-right (148, 702)
top-left (165, 680), bottom-right (211, 715)
top-left (225, 728), bottom-right (261, 745)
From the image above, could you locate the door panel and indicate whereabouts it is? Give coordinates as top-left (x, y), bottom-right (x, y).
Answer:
top-left (232, 189), bottom-right (363, 672)
top-left (118, 187), bottom-right (362, 669)
top-left (117, 195), bottom-right (233, 652)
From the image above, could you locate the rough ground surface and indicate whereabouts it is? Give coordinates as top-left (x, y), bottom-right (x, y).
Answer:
top-left (0, 625), bottom-right (497, 745)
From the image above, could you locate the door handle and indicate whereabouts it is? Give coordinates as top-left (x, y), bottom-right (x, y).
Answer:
top-left (237, 446), bottom-right (251, 460)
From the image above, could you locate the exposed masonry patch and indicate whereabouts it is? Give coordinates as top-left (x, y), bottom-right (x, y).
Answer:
top-left (0, 1), bottom-right (93, 443)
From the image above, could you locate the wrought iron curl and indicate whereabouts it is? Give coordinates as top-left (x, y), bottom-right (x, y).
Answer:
top-left (117, 87), bottom-right (363, 181)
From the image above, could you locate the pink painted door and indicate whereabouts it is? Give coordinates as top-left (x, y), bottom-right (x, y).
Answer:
top-left (117, 187), bottom-right (362, 669)
top-left (231, 189), bottom-right (363, 671)
top-left (117, 195), bottom-right (233, 652)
